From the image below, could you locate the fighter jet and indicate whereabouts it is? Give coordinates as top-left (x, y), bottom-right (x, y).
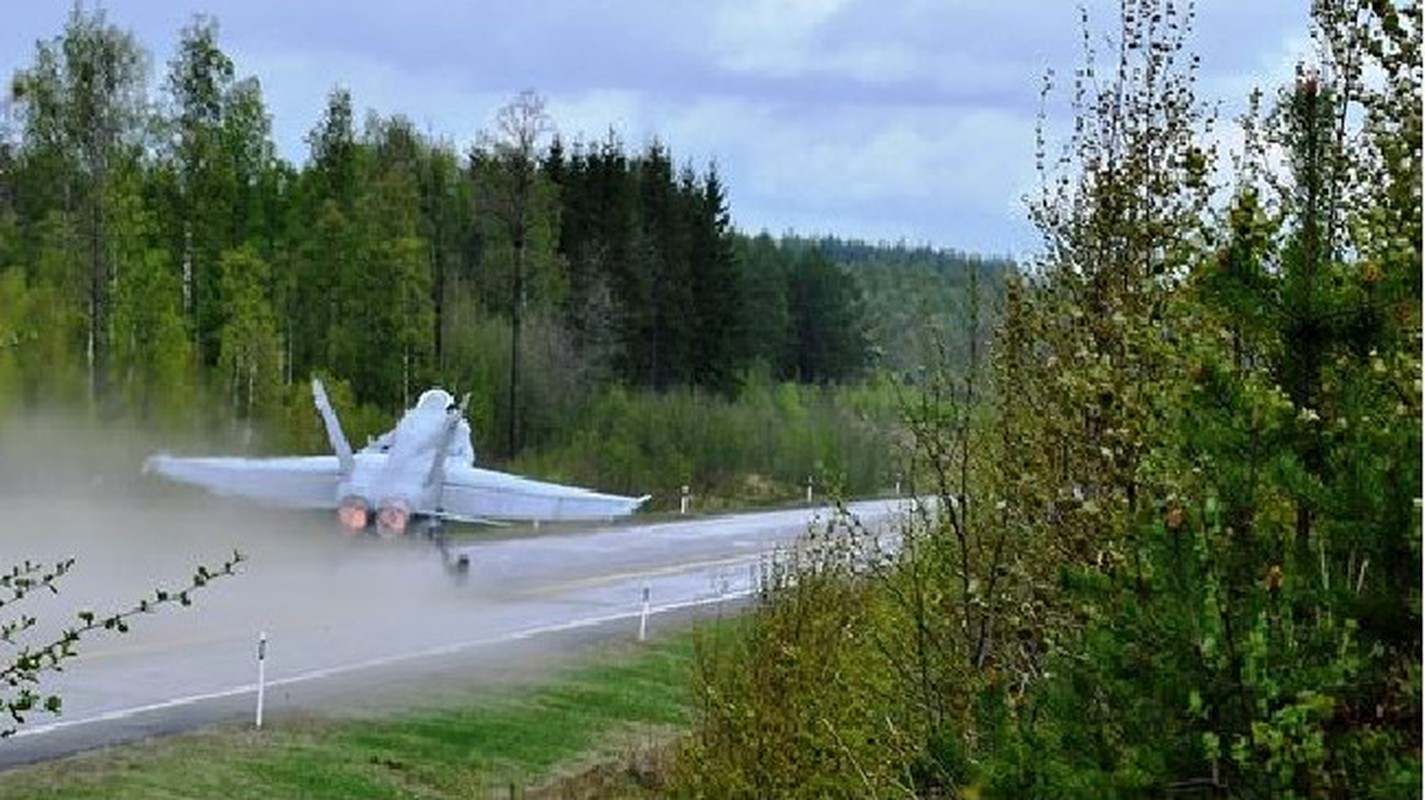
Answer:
top-left (145, 379), bottom-right (649, 536)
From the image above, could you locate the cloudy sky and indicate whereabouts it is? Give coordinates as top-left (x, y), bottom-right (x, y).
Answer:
top-left (2, 1), bottom-right (1312, 258)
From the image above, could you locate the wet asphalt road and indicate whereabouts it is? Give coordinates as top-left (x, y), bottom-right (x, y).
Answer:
top-left (0, 496), bottom-right (912, 768)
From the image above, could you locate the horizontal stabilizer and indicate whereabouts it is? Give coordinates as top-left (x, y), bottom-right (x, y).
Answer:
top-left (434, 465), bottom-right (649, 522)
top-left (144, 454), bottom-right (342, 510)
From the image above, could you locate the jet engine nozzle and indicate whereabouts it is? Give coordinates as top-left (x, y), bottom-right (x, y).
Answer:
top-left (376, 499), bottom-right (410, 537)
top-left (337, 496), bottom-right (369, 532)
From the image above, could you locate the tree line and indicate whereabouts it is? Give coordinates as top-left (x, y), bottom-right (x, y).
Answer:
top-left (0, 6), bottom-right (878, 462)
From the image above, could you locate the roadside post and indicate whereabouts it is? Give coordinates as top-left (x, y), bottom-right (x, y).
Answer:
top-left (639, 584), bottom-right (651, 642)
top-left (806, 475), bottom-right (813, 504)
top-left (680, 485), bottom-right (690, 515)
top-left (255, 631), bottom-right (267, 729)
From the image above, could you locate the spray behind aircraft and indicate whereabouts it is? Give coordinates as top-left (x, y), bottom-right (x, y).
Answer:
top-left (146, 379), bottom-right (649, 536)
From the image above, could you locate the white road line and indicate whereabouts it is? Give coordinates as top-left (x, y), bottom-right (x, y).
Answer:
top-left (11, 589), bottom-right (754, 740)
top-left (513, 551), bottom-right (771, 597)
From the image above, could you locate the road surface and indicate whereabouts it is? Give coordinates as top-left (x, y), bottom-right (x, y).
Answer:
top-left (0, 490), bottom-right (912, 768)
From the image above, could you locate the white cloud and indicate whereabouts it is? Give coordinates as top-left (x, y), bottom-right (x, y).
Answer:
top-left (546, 90), bottom-right (650, 145)
top-left (1, 0), bottom-right (1314, 255)
top-left (710, 0), bottom-right (850, 74)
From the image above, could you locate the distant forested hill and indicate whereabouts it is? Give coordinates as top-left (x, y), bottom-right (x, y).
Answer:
top-left (764, 235), bottom-right (1014, 373)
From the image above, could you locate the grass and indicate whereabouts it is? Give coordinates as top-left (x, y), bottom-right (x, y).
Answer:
top-left (0, 628), bottom-right (711, 799)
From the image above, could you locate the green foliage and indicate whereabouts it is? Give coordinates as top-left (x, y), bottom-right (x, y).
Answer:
top-left (803, 235), bottom-right (1014, 375)
top-left (0, 552), bottom-right (243, 737)
top-left (673, 515), bottom-right (919, 799)
top-left (512, 376), bottom-right (900, 509)
top-left (216, 245), bottom-right (283, 422)
top-left (670, 1), bottom-right (1421, 797)
top-left (995, 2), bottom-right (1421, 793)
top-left (784, 248), bottom-right (870, 385)
top-left (0, 265), bottom-right (85, 412)
top-left (107, 158), bottom-right (195, 421)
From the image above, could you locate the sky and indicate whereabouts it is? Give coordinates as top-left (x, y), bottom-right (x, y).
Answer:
top-left (1, 1), bottom-right (1313, 259)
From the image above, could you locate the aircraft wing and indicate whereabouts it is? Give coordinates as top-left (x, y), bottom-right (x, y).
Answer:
top-left (432, 464), bottom-right (649, 523)
top-left (143, 455), bottom-right (342, 510)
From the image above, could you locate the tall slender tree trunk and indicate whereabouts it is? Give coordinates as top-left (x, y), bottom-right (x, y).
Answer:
top-left (508, 232), bottom-right (523, 457)
top-left (1291, 79), bottom-right (1327, 576)
top-left (432, 242), bottom-right (444, 370)
top-left (486, 89), bottom-right (551, 455)
top-left (89, 191), bottom-right (108, 414)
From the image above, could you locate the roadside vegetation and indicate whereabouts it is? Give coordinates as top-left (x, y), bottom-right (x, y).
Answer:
top-left (670, 0), bottom-right (1420, 797)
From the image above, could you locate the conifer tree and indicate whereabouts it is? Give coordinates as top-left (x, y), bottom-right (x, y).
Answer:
top-left (689, 165), bottom-right (743, 394)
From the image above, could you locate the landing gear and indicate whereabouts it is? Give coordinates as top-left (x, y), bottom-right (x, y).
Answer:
top-left (425, 517), bottom-right (470, 581)
top-left (417, 516), bottom-right (446, 543)
top-left (440, 544), bottom-right (470, 582)
top-left (446, 551), bottom-right (471, 575)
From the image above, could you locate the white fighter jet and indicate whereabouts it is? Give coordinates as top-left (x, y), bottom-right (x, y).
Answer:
top-left (145, 379), bottom-right (649, 536)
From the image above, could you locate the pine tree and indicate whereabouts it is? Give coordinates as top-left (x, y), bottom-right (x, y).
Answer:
top-left (786, 248), bottom-right (868, 384)
top-left (734, 233), bottom-right (790, 379)
top-left (688, 164), bottom-right (744, 394)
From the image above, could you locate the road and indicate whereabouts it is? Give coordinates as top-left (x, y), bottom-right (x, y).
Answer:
top-left (0, 492), bottom-right (912, 768)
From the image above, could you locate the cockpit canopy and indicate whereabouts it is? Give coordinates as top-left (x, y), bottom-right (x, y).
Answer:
top-left (416, 388), bottom-right (455, 411)
top-left (360, 389), bottom-right (476, 465)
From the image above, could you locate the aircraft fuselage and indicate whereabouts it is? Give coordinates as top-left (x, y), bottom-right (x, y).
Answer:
top-left (336, 389), bottom-right (467, 536)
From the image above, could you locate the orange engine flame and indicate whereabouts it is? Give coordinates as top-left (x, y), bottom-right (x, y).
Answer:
top-left (376, 501), bottom-right (410, 537)
top-left (338, 497), bottom-right (368, 532)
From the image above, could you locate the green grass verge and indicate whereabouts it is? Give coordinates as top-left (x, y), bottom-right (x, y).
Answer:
top-left (0, 628), bottom-right (711, 799)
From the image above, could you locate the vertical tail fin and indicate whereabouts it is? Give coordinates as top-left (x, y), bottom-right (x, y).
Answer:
top-left (426, 392), bottom-right (471, 495)
top-left (312, 378), bottom-right (355, 475)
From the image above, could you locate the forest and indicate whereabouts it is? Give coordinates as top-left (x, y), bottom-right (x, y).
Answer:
top-left (0, 7), bottom-right (1008, 507)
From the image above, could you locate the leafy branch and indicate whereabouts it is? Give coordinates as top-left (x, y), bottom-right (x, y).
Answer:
top-left (0, 550), bottom-right (244, 736)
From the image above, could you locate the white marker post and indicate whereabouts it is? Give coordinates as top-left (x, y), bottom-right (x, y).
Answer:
top-left (638, 585), bottom-right (651, 642)
top-left (679, 485), bottom-right (690, 515)
top-left (806, 475), bottom-right (813, 504)
top-left (255, 631), bottom-right (267, 729)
